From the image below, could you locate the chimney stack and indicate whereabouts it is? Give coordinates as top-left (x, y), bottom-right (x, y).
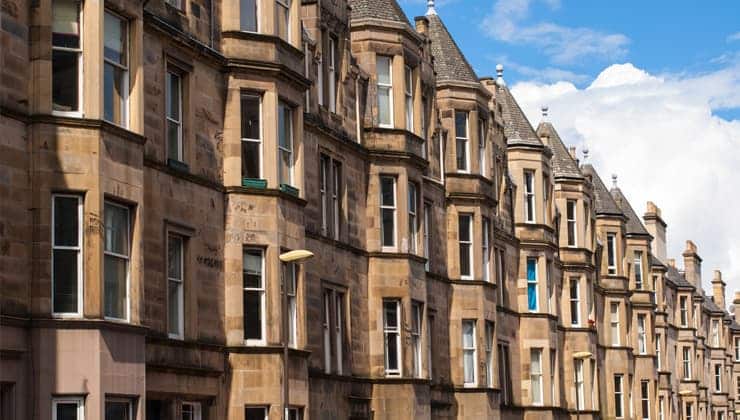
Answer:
top-left (667, 258), bottom-right (676, 268)
top-left (711, 270), bottom-right (726, 310)
top-left (643, 201), bottom-right (667, 262)
top-left (682, 240), bottom-right (703, 291)
top-left (414, 15), bottom-right (429, 34)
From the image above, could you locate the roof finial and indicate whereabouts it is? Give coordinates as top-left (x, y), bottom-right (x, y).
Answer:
top-left (426, 0), bottom-right (437, 15)
top-left (541, 105), bottom-right (549, 121)
top-left (612, 174), bottom-right (618, 188)
top-left (582, 146), bottom-right (589, 163)
top-left (496, 64), bottom-right (505, 86)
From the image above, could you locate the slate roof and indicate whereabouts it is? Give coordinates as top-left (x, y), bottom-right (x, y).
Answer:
top-left (581, 164), bottom-right (624, 217)
top-left (348, 0), bottom-right (411, 26)
top-left (426, 13), bottom-right (479, 84)
top-left (497, 85), bottom-right (544, 148)
top-left (703, 295), bottom-right (725, 314)
top-left (666, 265), bottom-right (694, 290)
top-left (536, 122), bottom-right (583, 180)
top-left (730, 320), bottom-right (740, 332)
top-left (610, 187), bottom-right (651, 237)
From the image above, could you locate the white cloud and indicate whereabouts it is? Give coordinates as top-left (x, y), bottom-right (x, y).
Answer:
top-left (727, 32), bottom-right (740, 43)
top-left (481, 0), bottom-right (629, 64)
top-left (494, 55), bottom-right (590, 84)
top-left (511, 62), bottom-right (740, 302)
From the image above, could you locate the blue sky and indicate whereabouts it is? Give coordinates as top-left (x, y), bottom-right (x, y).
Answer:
top-left (401, 0), bottom-right (740, 300)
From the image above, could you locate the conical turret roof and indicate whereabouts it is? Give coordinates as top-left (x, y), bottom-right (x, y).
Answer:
top-left (536, 121), bottom-right (583, 180)
top-left (348, 0), bottom-right (412, 26)
top-left (425, 12), bottom-right (478, 84)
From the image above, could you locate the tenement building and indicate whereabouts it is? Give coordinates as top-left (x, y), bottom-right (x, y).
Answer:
top-left (2, 0), bottom-right (740, 418)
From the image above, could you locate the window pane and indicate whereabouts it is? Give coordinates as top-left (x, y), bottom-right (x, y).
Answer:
top-left (240, 0), bottom-right (257, 32)
top-left (376, 57), bottom-right (391, 85)
top-left (278, 105), bottom-right (292, 149)
top-left (455, 112), bottom-right (467, 138)
top-left (280, 150), bottom-right (292, 185)
top-left (105, 401), bottom-right (130, 420)
top-left (54, 196), bottom-right (79, 246)
top-left (241, 141), bottom-right (260, 179)
top-left (456, 139), bottom-right (467, 170)
top-left (104, 63), bottom-right (126, 124)
top-left (168, 280), bottom-right (181, 335)
top-left (167, 120), bottom-right (180, 161)
top-left (386, 333), bottom-right (398, 368)
top-left (52, 0), bottom-right (80, 47)
top-left (167, 73), bottom-right (180, 120)
top-left (384, 302), bottom-right (397, 328)
top-left (104, 13), bottom-right (126, 65)
top-left (378, 88), bottom-right (391, 125)
top-left (243, 290), bottom-right (262, 339)
top-left (243, 250), bottom-right (262, 288)
top-left (241, 95), bottom-right (260, 140)
top-left (462, 322), bottom-right (474, 347)
top-left (464, 351), bottom-right (475, 383)
top-left (52, 50), bottom-right (79, 112)
top-left (104, 255), bottom-right (127, 318)
top-left (458, 216), bottom-right (470, 241)
top-left (382, 209), bottom-right (394, 246)
top-left (380, 178), bottom-right (394, 206)
top-left (459, 245), bottom-right (470, 277)
top-left (53, 249), bottom-right (78, 312)
top-left (56, 403), bottom-right (79, 420)
top-left (245, 407), bottom-right (266, 420)
top-left (104, 203), bottom-right (128, 255)
top-left (168, 236), bottom-right (182, 280)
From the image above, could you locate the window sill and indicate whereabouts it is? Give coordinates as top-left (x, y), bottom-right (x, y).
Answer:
top-left (167, 158), bottom-right (189, 173)
top-left (52, 110), bottom-right (83, 118)
top-left (242, 178), bottom-right (267, 189)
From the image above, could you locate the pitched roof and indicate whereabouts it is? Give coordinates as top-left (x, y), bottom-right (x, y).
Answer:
top-left (703, 295), bottom-right (725, 314)
top-left (610, 188), bottom-right (651, 237)
top-left (536, 122), bottom-right (583, 180)
top-left (497, 85), bottom-right (544, 148)
top-left (581, 164), bottom-right (623, 217)
top-left (425, 13), bottom-right (479, 84)
top-left (666, 265), bottom-right (694, 290)
top-left (348, 0), bottom-right (411, 26)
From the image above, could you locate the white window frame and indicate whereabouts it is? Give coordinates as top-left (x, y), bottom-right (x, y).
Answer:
top-left (423, 203), bottom-right (431, 271)
top-left (637, 314), bottom-right (647, 354)
top-left (682, 346), bottom-right (691, 380)
top-left (656, 333), bottom-right (661, 369)
top-left (322, 289), bottom-right (331, 373)
top-left (379, 176), bottom-right (397, 251)
top-left (408, 182), bottom-right (418, 254)
top-left (320, 154), bottom-right (329, 236)
top-left (166, 70), bottom-right (183, 162)
top-left (243, 247), bottom-right (266, 346)
top-left (462, 319), bottom-right (477, 387)
top-left (524, 170), bottom-right (535, 223)
top-left (182, 401), bottom-right (202, 420)
top-left (328, 36), bottom-right (337, 113)
top-left (167, 234), bottom-right (184, 339)
top-left (284, 261), bottom-right (297, 348)
top-left (485, 321), bottom-right (494, 388)
top-left (241, 93), bottom-right (263, 179)
top-left (575, 358), bottom-right (585, 410)
top-left (411, 301), bottom-right (423, 378)
top-left (334, 291), bottom-right (344, 375)
top-left (376, 56), bottom-right (393, 128)
top-left (530, 348), bottom-right (543, 405)
top-left (640, 380), bottom-right (650, 420)
top-left (712, 319), bottom-right (720, 347)
top-left (278, 101), bottom-right (294, 186)
top-left (679, 296), bottom-right (688, 326)
top-left (715, 363), bottom-right (722, 392)
top-left (332, 160), bottom-right (341, 241)
top-left (103, 10), bottom-right (129, 128)
top-left (239, 0), bottom-right (259, 32)
top-left (383, 299), bottom-right (402, 376)
top-left (455, 111), bottom-right (470, 172)
top-left (634, 250), bottom-right (644, 289)
top-left (685, 402), bottom-right (693, 420)
top-left (51, 0), bottom-right (83, 117)
top-left (735, 336), bottom-right (740, 361)
top-left (615, 374), bottom-right (624, 419)
top-left (275, 0), bottom-right (291, 41)
top-left (478, 117), bottom-right (486, 177)
top-left (610, 302), bottom-right (620, 346)
top-left (103, 201), bottom-right (130, 322)
top-left (570, 277), bottom-right (580, 326)
top-left (607, 233), bottom-right (617, 274)
top-left (404, 65), bottom-right (413, 131)
top-left (52, 396), bottom-right (84, 420)
top-left (482, 217), bottom-right (490, 283)
top-left (458, 214), bottom-right (473, 280)
top-left (566, 199), bottom-right (577, 247)
top-left (52, 194), bottom-right (84, 317)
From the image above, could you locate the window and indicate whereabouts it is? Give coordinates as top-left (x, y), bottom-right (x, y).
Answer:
top-left (482, 218), bottom-right (491, 282)
top-left (640, 380), bottom-right (649, 420)
top-left (682, 346), bottom-right (691, 379)
top-left (287, 408), bottom-right (302, 420)
top-left (404, 66), bottom-right (413, 131)
top-left (546, 260), bottom-right (552, 313)
top-left (53, 397), bottom-right (84, 420)
top-left (408, 183), bottom-right (418, 254)
top-left (427, 313), bottom-right (434, 380)
top-left (283, 262), bottom-right (297, 348)
top-left (658, 396), bottom-right (664, 420)
top-left (52, 0), bottom-right (82, 114)
top-left (735, 337), bottom-right (740, 361)
top-left (542, 176), bottom-right (549, 224)
top-left (105, 398), bottom-right (132, 420)
top-left (328, 36), bottom-right (337, 113)
top-left (423, 203), bottom-right (431, 271)
top-left (376, 56), bottom-right (393, 127)
top-left (715, 364), bottom-right (722, 392)
top-left (455, 111), bottom-right (469, 171)
top-left (610, 302), bottom-right (620, 345)
top-left (485, 321), bottom-right (494, 387)
top-left (383, 300), bottom-right (401, 375)
top-left (606, 233), bottom-right (617, 274)
top-left (243, 248), bottom-right (265, 344)
top-left (411, 301), bottom-right (423, 378)
top-left (637, 314), bottom-right (646, 354)
top-left (317, 34), bottom-right (324, 106)
top-left (530, 348), bottom-right (543, 405)
top-left (421, 96), bottom-right (428, 145)
top-left (575, 359), bottom-right (585, 410)
top-left (498, 343), bottom-right (512, 405)
top-left (322, 289), bottom-right (332, 373)
top-left (276, 0), bottom-right (290, 41)
top-left (181, 402), bottom-right (201, 420)
top-left (380, 176), bottom-right (396, 249)
top-left (566, 200), bottom-right (577, 246)
top-left (712, 319), bottom-right (720, 347)
top-left (570, 277), bottom-right (580, 326)
top-left (245, 407), bottom-right (267, 420)
top-left (240, 0), bottom-right (258, 31)
top-left (634, 251), bottom-right (643, 289)
top-left (524, 170), bottom-right (535, 222)
top-left (103, 11), bottom-right (128, 126)
top-left (591, 359), bottom-right (598, 409)
top-left (166, 70), bottom-right (183, 163)
top-left (478, 118), bottom-right (486, 177)
top-left (462, 320), bottom-right (477, 386)
top-left (167, 235), bottom-right (184, 338)
top-left (685, 403), bottom-right (693, 420)
top-left (331, 161), bottom-right (341, 240)
top-left (320, 155), bottom-right (329, 235)
top-left (526, 258), bottom-right (538, 311)
top-left (736, 376), bottom-right (740, 396)
top-left (679, 296), bottom-right (688, 326)
top-left (278, 101), bottom-right (294, 186)
top-left (458, 214), bottom-right (473, 279)
top-left (104, 201), bottom-right (130, 321)
top-left (655, 333), bottom-right (661, 369)
top-left (52, 194), bottom-right (83, 315)
top-left (551, 350), bottom-right (557, 405)
top-left (497, 249), bottom-right (505, 304)
top-left (333, 291), bottom-right (344, 375)
top-left (614, 375), bottom-right (624, 418)
top-left (241, 94), bottom-right (262, 179)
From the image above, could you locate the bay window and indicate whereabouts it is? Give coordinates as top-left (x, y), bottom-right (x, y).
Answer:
top-left (575, 359), bottom-right (584, 410)
top-left (278, 101), bottom-right (294, 187)
top-left (682, 346), bottom-right (691, 379)
top-left (380, 176), bottom-right (396, 249)
top-left (52, 0), bottom-right (82, 114)
top-left (104, 201), bottom-right (130, 321)
top-left (408, 183), bottom-right (418, 254)
top-left (376, 56), bottom-right (393, 127)
top-left (524, 170), bottom-right (535, 222)
top-left (566, 199), bottom-right (576, 246)
top-left (240, 0), bottom-right (258, 32)
top-left (103, 11), bottom-right (128, 127)
top-left (640, 380), bottom-right (649, 420)
top-left (283, 261), bottom-right (297, 347)
top-left (530, 348), bottom-right (543, 405)
top-left (243, 248), bottom-right (265, 344)
top-left (478, 117), bottom-right (486, 176)
top-left (458, 214), bottom-right (473, 279)
top-left (607, 233), bottom-right (616, 274)
top-left (482, 217), bottom-right (490, 282)
top-left (610, 302), bottom-right (620, 345)
top-left (614, 374), bottom-right (624, 418)
top-left (462, 320), bottom-right (476, 386)
top-left (328, 36), bottom-right (337, 113)
top-left (405, 66), bottom-right (413, 131)
top-left (383, 299), bottom-right (401, 375)
top-left (570, 277), bottom-right (580, 326)
top-left (526, 257), bottom-right (538, 311)
top-left (241, 94), bottom-right (262, 180)
top-left (715, 363), bottom-right (722, 392)
top-left (679, 296), bottom-right (688, 326)
top-left (411, 301), bottom-right (423, 378)
top-left (637, 314), bottom-right (646, 354)
top-left (634, 250), bottom-right (644, 289)
top-left (455, 111), bottom-right (469, 172)
top-left (485, 321), bottom-right (494, 387)
top-left (52, 194), bottom-right (83, 315)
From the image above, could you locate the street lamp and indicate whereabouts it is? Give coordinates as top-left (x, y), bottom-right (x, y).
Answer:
top-left (279, 249), bottom-right (314, 420)
top-left (573, 351), bottom-right (592, 420)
